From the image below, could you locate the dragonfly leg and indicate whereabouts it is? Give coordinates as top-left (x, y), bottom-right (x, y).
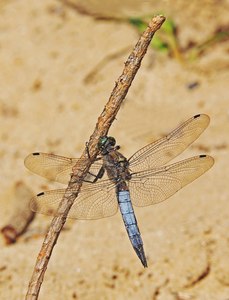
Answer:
top-left (83, 167), bottom-right (105, 183)
top-left (85, 142), bottom-right (103, 163)
top-left (85, 142), bottom-right (92, 160)
top-left (93, 167), bottom-right (105, 182)
top-left (85, 142), bottom-right (102, 161)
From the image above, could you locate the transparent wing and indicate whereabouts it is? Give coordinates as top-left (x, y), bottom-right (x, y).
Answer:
top-left (128, 114), bottom-right (210, 172)
top-left (24, 152), bottom-right (104, 184)
top-left (128, 155), bottom-right (214, 207)
top-left (30, 179), bottom-right (118, 220)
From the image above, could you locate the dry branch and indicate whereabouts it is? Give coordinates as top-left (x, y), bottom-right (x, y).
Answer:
top-left (25, 15), bottom-right (165, 299)
top-left (1, 181), bottom-right (35, 244)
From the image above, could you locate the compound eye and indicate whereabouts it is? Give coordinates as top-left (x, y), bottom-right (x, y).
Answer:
top-left (98, 136), bottom-right (108, 148)
top-left (108, 137), bottom-right (116, 146)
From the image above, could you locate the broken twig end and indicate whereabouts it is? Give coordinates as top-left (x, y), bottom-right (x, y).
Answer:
top-left (149, 15), bottom-right (166, 30)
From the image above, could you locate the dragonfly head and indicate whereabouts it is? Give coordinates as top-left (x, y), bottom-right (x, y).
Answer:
top-left (98, 136), bottom-right (116, 154)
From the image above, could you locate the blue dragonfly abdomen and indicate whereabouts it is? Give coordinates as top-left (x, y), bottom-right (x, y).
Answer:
top-left (118, 190), bottom-right (147, 267)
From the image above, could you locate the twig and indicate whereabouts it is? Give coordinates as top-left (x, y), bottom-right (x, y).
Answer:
top-left (57, 0), bottom-right (128, 22)
top-left (25, 15), bottom-right (165, 299)
top-left (1, 181), bottom-right (35, 244)
top-left (83, 46), bottom-right (131, 85)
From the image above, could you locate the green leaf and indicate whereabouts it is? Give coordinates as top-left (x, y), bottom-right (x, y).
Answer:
top-left (128, 17), bottom-right (147, 33)
top-left (151, 36), bottom-right (169, 52)
top-left (162, 19), bottom-right (176, 34)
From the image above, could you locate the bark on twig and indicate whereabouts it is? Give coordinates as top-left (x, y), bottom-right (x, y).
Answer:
top-left (25, 15), bottom-right (165, 299)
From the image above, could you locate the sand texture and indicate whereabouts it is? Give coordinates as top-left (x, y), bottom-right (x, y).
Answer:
top-left (0, 1), bottom-right (229, 299)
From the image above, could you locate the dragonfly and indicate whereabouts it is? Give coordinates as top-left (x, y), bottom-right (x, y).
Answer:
top-left (24, 114), bottom-right (214, 267)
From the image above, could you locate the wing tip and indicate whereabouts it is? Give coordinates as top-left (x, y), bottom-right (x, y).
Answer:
top-left (24, 152), bottom-right (40, 167)
top-left (193, 113), bottom-right (210, 122)
top-left (199, 154), bottom-right (215, 167)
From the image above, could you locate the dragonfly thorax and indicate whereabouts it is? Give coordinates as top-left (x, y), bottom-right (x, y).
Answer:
top-left (101, 145), bottom-right (132, 183)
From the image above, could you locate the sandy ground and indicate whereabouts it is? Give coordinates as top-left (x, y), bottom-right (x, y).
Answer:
top-left (0, 1), bottom-right (229, 299)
